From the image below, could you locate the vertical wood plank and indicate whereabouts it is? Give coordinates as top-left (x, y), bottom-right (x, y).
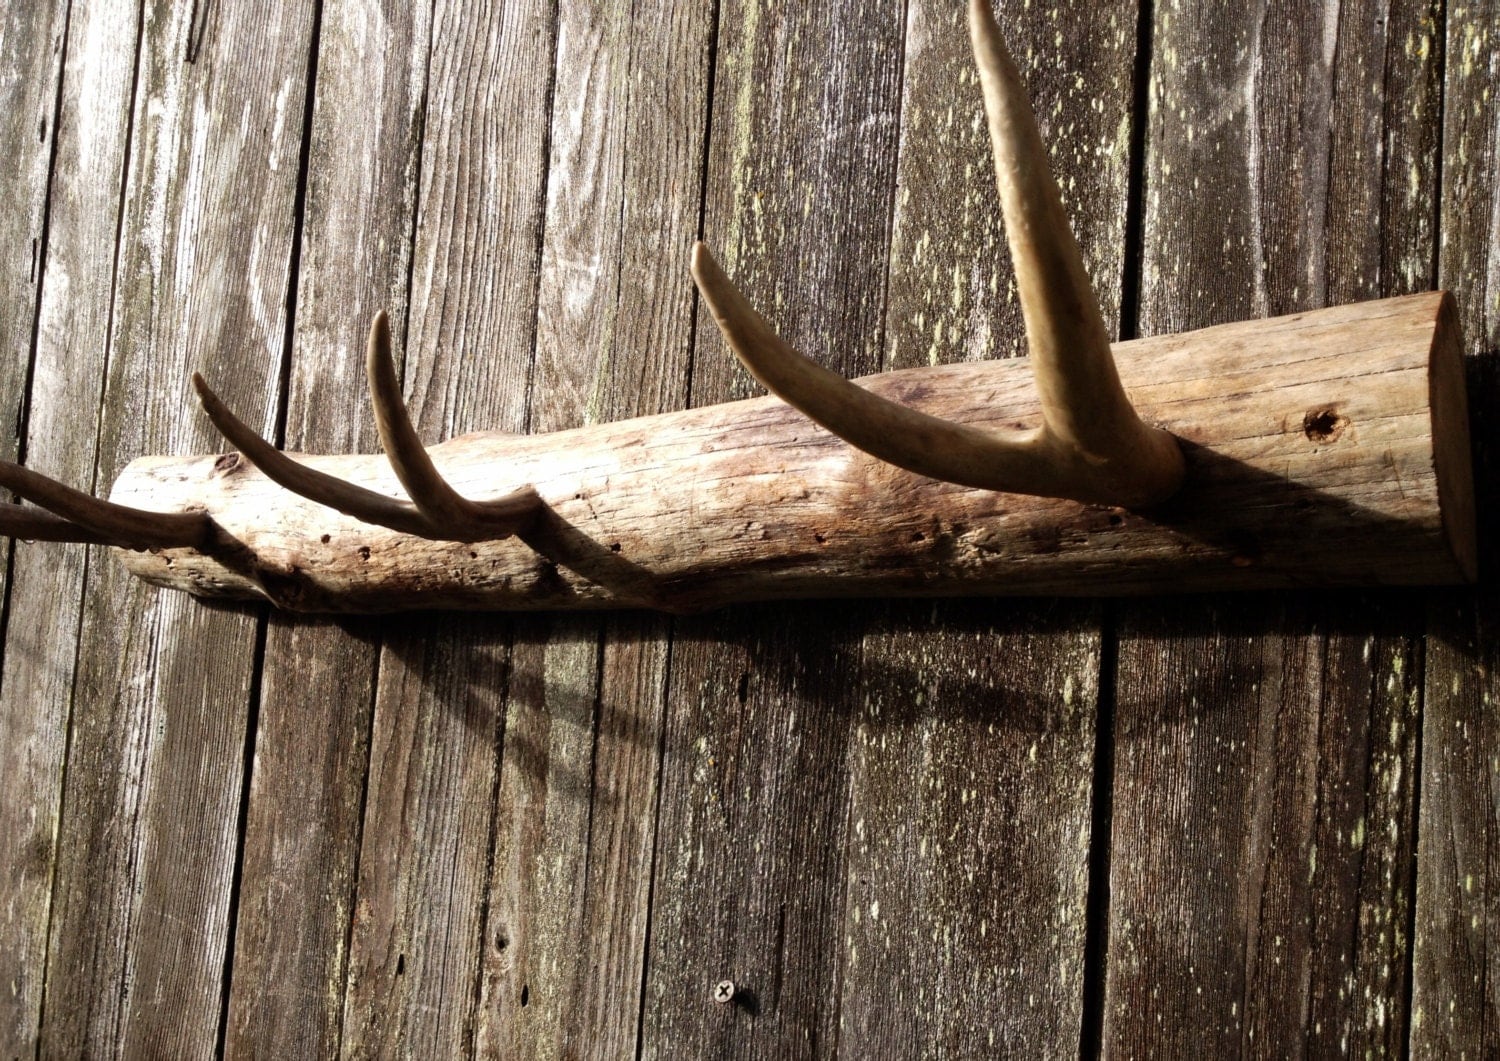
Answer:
top-left (220, 2), bottom-right (432, 1055)
top-left (1104, 0), bottom-right (1443, 1054)
top-left (471, 1), bottom-right (712, 1057)
top-left (834, 0), bottom-right (1137, 1053)
top-left (1412, 2), bottom-right (1500, 1054)
top-left (36, 0), bottom-right (314, 1054)
top-left (338, 0), bottom-right (556, 1053)
top-left (639, 2), bottom-right (907, 1054)
top-left (0, 0), bottom-right (89, 1052)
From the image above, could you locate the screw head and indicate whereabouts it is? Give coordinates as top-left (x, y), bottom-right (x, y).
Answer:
top-left (714, 979), bottom-right (736, 1004)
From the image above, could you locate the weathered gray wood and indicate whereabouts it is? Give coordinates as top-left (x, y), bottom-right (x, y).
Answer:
top-left (220, 1), bottom-right (430, 1055)
top-left (0, 0), bottom-right (77, 1052)
top-left (1411, 2), bottom-right (1500, 1055)
top-left (36, 0), bottom-right (314, 1054)
top-left (469, 2), bottom-right (711, 1057)
top-left (1104, 0), bottom-right (1443, 1053)
top-left (833, 1), bottom-right (1134, 1053)
top-left (638, 2), bottom-right (907, 1055)
top-left (338, 0), bottom-right (557, 1053)
top-left (840, 600), bottom-right (1102, 1055)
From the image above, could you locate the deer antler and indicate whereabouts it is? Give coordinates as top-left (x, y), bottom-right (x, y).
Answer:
top-left (192, 311), bottom-right (543, 543)
top-left (692, 0), bottom-right (1185, 508)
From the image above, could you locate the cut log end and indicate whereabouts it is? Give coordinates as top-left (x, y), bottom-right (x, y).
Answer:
top-left (1431, 290), bottom-right (1478, 582)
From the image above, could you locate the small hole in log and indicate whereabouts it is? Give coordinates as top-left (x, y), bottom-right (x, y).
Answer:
top-left (396, 954), bottom-right (406, 976)
top-left (1302, 406), bottom-right (1347, 443)
top-left (520, 984), bottom-right (530, 1007)
top-left (736, 672), bottom-right (750, 704)
top-left (213, 452), bottom-right (241, 474)
top-left (910, 532), bottom-right (926, 543)
top-left (320, 534), bottom-right (331, 544)
top-left (496, 931), bottom-right (510, 951)
top-left (469, 550), bottom-right (478, 559)
top-left (358, 545), bottom-right (371, 561)
top-left (610, 542), bottom-right (621, 553)
top-left (814, 532), bottom-right (826, 544)
top-left (1107, 513), bottom-right (1124, 527)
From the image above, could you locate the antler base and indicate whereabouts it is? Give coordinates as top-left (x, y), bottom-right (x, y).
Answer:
top-left (108, 292), bottom-right (1474, 613)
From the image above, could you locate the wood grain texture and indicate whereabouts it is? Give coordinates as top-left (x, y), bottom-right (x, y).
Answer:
top-left (36, 0), bottom-right (313, 1054)
top-left (1411, 1), bottom-right (1500, 1054)
top-left (834, 2), bottom-right (1133, 1054)
top-left (0, 0), bottom-right (75, 1051)
top-left (1104, 0), bottom-right (1444, 1053)
top-left (470, 2), bottom-right (711, 1057)
top-left (638, 1), bottom-right (906, 1055)
top-left (220, 1), bottom-right (430, 1055)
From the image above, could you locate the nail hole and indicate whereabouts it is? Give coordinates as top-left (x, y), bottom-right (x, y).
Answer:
top-left (396, 954), bottom-right (406, 976)
top-left (736, 672), bottom-right (750, 704)
top-left (520, 984), bottom-right (529, 1007)
top-left (320, 534), bottom-right (331, 544)
top-left (1302, 406), bottom-right (1347, 443)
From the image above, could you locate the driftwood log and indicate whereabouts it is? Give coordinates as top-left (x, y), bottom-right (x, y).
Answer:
top-left (0, 0), bottom-right (1477, 612)
top-left (106, 288), bottom-right (1473, 612)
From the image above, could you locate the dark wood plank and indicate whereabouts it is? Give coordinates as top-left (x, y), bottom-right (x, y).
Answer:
top-left (0, 0), bottom-right (84, 1052)
top-left (834, 0), bottom-right (1138, 1053)
top-left (470, 2), bottom-right (712, 1056)
top-left (839, 600), bottom-right (1102, 1055)
top-left (337, 0), bottom-right (557, 1052)
top-left (1411, 2), bottom-right (1500, 1054)
top-left (220, 2), bottom-right (432, 1056)
top-left (36, 0), bottom-right (315, 1054)
top-left (638, 2), bottom-right (907, 1054)
top-left (1104, 0), bottom-right (1443, 1053)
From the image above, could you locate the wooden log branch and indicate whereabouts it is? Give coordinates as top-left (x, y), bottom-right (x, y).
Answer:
top-left (104, 289), bottom-right (1473, 612)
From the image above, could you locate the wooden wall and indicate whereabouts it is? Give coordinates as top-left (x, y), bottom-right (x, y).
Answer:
top-left (0, 0), bottom-right (1495, 1056)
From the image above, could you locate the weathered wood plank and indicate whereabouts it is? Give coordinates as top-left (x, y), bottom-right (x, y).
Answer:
top-left (1411, 1), bottom-right (1500, 1054)
top-left (36, 0), bottom-right (314, 1054)
top-left (638, 1), bottom-right (907, 1054)
top-left (1104, 0), bottom-right (1443, 1053)
top-left (337, 0), bottom-right (556, 1053)
top-left (220, 2), bottom-right (431, 1055)
top-left (0, 0), bottom-right (83, 1052)
top-left (834, 0), bottom-right (1136, 1053)
top-left (470, 2), bottom-right (711, 1056)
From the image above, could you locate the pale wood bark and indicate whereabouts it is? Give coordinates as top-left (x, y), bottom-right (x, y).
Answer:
top-left (109, 292), bottom-right (1473, 612)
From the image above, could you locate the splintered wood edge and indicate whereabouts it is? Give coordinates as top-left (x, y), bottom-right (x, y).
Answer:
top-left (1431, 290), bottom-right (1478, 581)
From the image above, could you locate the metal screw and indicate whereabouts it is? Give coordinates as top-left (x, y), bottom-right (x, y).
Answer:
top-left (714, 979), bottom-right (737, 1004)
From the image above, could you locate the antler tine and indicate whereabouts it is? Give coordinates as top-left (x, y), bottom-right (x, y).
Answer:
top-left (364, 311), bottom-right (541, 539)
top-left (0, 460), bottom-right (211, 549)
top-left (691, 2), bottom-right (1184, 509)
top-left (192, 374), bottom-right (439, 538)
top-left (967, 0), bottom-right (1177, 482)
top-left (691, 245), bottom-right (1062, 494)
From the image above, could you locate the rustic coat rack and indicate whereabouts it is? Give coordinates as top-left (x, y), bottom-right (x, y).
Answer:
top-left (0, 0), bottom-right (1476, 613)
